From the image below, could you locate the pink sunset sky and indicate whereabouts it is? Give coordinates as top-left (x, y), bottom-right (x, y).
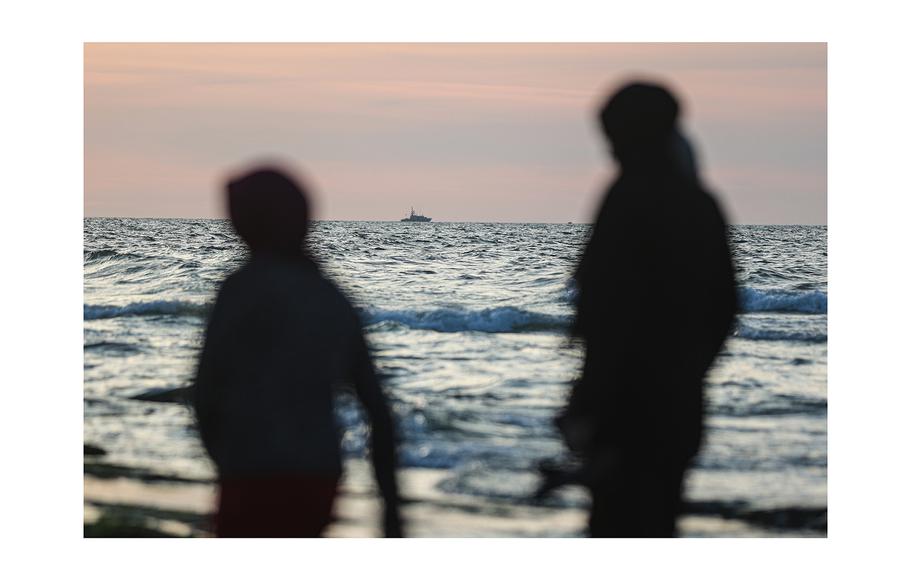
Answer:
top-left (84, 43), bottom-right (826, 224)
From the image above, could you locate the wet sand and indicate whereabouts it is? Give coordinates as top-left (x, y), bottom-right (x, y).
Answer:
top-left (84, 459), bottom-right (822, 538)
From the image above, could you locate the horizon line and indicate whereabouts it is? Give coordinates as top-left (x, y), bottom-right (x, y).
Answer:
top-left (83, 215), bottom-right (828, 227)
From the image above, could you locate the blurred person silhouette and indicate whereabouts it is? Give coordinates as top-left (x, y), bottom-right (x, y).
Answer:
top-left (193, 167), bottom-right (403, 537)
top-left (555, 83), bottom-right (737, 537)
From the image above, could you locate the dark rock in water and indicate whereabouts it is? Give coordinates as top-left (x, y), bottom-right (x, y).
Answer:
top-left (131, 385), bottom-right (194, 404)
top-left (84, 443), bottom-right (107, 456)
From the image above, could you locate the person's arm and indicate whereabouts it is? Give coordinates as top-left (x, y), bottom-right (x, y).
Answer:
top-left (351, 331), bottom-right (403, 537)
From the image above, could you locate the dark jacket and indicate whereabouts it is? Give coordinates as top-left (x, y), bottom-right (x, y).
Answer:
top-left (568, 165), bottom-right (737, 462)
top-left (194, 255), bottom-right (392, 478)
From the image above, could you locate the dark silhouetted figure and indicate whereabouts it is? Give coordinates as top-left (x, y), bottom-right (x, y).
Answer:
top-left (559, 83), bottom-right (737, 537)
top-left (193, 168), bottom-right (402, 537)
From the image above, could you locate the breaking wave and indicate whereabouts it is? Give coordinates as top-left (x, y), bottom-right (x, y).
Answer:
top-left (361, 306), bottom-right (570, 333)
top-left (739, 288), bottom-right (827, 314)
top-left (84, 300), bottom-right (210, 321)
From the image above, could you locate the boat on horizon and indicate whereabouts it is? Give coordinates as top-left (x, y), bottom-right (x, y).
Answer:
top-left (401, 207), bottom-right (432, 222)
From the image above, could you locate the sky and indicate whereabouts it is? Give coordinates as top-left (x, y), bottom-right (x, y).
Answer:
top-left (84, 43), bottom-right (826, 224)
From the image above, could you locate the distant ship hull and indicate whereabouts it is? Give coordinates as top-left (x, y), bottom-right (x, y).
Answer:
top-left (400, 208), bottom-right (432, 222)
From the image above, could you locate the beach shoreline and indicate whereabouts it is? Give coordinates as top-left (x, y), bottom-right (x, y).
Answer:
top-left (84, 458), bottom-right (825, 538)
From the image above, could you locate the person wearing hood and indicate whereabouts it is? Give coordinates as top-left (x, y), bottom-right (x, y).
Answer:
top-left (193, 167), bottom-right (402, 537)
top-left (560, 83), bottom-right (737, 537)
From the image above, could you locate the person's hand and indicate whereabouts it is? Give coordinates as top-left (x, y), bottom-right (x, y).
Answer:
top-left (382, 504), bottom-right (403, 537)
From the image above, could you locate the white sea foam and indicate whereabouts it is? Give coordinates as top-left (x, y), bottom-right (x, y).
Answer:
top-left (361, 306), bottom-right (570, 333)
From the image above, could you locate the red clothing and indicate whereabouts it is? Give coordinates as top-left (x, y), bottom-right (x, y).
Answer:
top-left (214, 474), bottom-right (340, 537)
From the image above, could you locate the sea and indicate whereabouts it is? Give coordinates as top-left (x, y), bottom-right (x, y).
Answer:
top-left (83, 219), bottom-right (827, 536)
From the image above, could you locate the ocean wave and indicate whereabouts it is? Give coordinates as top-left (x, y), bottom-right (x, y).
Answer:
top-left (84, 300), bottom-right (209, 321)
top-left (733, 325), bottom-right (827, 343)
top-left (84, 249), bottom-right (149, 263)
top-left (739, 288), bottom-right (827, 314)
top-left (83, 341), bottom-right (144, 354)
top-left (361, 306), bottom-right (570, 333)
top-left (712, 396), bottom-right (827, 417)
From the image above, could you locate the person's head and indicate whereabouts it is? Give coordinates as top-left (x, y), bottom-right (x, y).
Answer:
top-left (226, 167), bottom-right (310, 257)
top-left (598, 82), bottom-right (681, 168)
